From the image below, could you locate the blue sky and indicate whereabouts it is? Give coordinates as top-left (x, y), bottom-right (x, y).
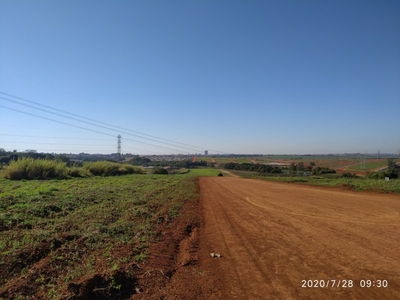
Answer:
top-left (1, 0), bottom-right (399, 155)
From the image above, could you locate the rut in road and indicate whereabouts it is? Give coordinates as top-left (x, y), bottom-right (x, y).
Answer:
top-left (199, 177), bottom-right (400, 300)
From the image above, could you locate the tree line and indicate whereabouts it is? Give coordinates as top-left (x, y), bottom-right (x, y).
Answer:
top-left (224, 163), bottom-right (282, 174)
top-left (367, 159), bottom-right (400, 179)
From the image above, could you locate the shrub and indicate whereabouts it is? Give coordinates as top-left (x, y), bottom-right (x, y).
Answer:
top-left (342, 172), bottom-right (358, 178)
top-left (4, 157), bottom-right (67, 180)
top-left (67, 167), bottom-right (86, 177)
top-left (153, 167), bottom-right (168, 175)
top-left (83, 161), bottom-right (142, 176)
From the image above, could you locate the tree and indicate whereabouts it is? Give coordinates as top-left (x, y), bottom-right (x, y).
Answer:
top-left (297, 162), bottom-right (305, 172)
top-left (388, 158), bottom-right (396, 171)
top-left (385, 158), bottom-right (399, 179)
top-left (153, 167), bottom-right (168, 175)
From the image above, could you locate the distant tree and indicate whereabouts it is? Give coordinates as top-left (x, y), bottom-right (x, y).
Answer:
top-left (385, 158), bottom-right (399, 179)
top-left (153, 167), bottom-right (168, 175)
top-left (296, 162), bottom-right (305, 172)
top-left (387, 158), bottom-right (396, 171)
top-left (57, 154), bottom-right (72, 166)
top-left (129, 156), bottom-right (151, 165)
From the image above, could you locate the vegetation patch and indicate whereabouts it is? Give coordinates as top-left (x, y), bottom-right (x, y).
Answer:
top-left (224, 162), bottom-right (282, 174)
top-left (2, 158), bottom-right (143, 180)
top-left (4, 157), bottom-right (68, 180)
top-left (83, 161), bottom-right (142, 176)
top-left (0, 173), bottom-right (200, 298)
top-left (187, 168), bottom-right (222, 177)
top-left (246, 175), bottom-right (400, 193)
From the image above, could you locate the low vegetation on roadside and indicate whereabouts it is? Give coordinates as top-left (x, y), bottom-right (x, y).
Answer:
top-left (224, 160), bottom-right (400, 193)
top-left (224, 161), bottom-right (336, 176)
top-left (259, 176), bottom-right (400, 193)
top-left (224, 162), bottom-right (282, 174)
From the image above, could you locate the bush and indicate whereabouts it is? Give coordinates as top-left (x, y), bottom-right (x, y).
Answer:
top-left (4, 157), bottom-right (67, 180)
top-left (225, 162), bottom-right (281, 174)
top-left (67, 167), bottom-right (87, 177)
top-left (312, 167), bottom-right (336, 175)
top-left (83, 161), bottom-right (143, 176)
top-left (153, 167), bottom-right (168, 175)
top-left (342, 172), bottom-right (358, 178)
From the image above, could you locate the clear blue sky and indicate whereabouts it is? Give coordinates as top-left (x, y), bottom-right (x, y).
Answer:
top-left (1, 0), bottom-right (399, 155)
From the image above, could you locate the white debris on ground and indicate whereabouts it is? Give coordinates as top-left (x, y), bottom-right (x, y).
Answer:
top-left (210, 253), bottom-right (222, 258)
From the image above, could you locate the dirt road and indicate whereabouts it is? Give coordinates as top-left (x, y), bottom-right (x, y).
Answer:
top-left (198, 177), bottom-right (400, 300)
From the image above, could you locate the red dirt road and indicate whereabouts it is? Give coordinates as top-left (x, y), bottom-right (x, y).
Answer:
top-left (198, 177), bottom-right (400, 299)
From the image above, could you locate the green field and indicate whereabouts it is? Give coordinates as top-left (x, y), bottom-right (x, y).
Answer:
top-left (186, 168), bottom-right (221, 176)
top-left (347, 160), bottom-right (391, 171)
top-left (235, 173), bottom-right (400, 193)
top-left (0, 170), bottom-right (215, 298)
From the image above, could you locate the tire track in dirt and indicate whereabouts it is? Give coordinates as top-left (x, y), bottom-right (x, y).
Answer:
top-left (199, 177), bottom-right (400, 300)
top-left (200, 179), bottom-right (289, 299)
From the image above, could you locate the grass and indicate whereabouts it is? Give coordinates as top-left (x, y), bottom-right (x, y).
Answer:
top-left (83, 161), bottom-right (142, 176)
top-left (347, 160), bottom-right (390, 171)
top-left (186, 168), bottom-right (221, 176)
top-left (4, 157), bottom-right (68, 180)
top-left (238, 173), bottom-right (400, 193)
top-left (2, 158), bottom-right (143, 180)
top-left (0, 172), bottom-right (202, 298)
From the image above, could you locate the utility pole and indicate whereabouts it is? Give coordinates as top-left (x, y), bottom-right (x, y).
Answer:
top-left (117, 135), bottom-right (121, 161)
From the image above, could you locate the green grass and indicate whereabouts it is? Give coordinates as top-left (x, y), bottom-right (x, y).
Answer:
top-left (2, 158), bottom-right (143, 180)
top-left (4, 157), bottom-right (68, 180)
top-left (0, 172), bottom-right (202, 297)
top-left (83, 161), bottom-right (142, 176)
top-left (347, 160), bottom-right (389, 171)
top-left (186, 168), bottom-right (221, 176)
top-left (243, 174), bottom-right (400, 193)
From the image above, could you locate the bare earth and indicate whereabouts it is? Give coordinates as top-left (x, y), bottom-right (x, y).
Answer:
top-left (197, 177), bottom-right (400, 300)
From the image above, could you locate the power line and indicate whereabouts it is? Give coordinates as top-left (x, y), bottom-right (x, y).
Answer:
top-left (0, 141), bottom-right (112, 146)
top-left (0, 134), bottom-right (175, 154)
top-left (0, 91), bottom-right (211, 152)
top-left (0, 133), bottom-right (110, 141)
top-left (0, 71), bottom-right (235, 146)
top-left (1, 95), bottom-right (205, 153)
top-left (0, 104), bottom-right (190, 153)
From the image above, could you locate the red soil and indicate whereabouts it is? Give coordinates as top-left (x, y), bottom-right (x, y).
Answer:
top-left (135, 177), bottom-right (400, 299)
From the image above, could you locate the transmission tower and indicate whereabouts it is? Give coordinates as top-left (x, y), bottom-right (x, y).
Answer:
top-left (359, 153), bottom-right (366, 170)
top-left (117, 135), bottom-right (122, 161)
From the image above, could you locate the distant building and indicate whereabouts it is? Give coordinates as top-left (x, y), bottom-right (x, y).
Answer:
top-left (205, 150), bottom-right (208, 156)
